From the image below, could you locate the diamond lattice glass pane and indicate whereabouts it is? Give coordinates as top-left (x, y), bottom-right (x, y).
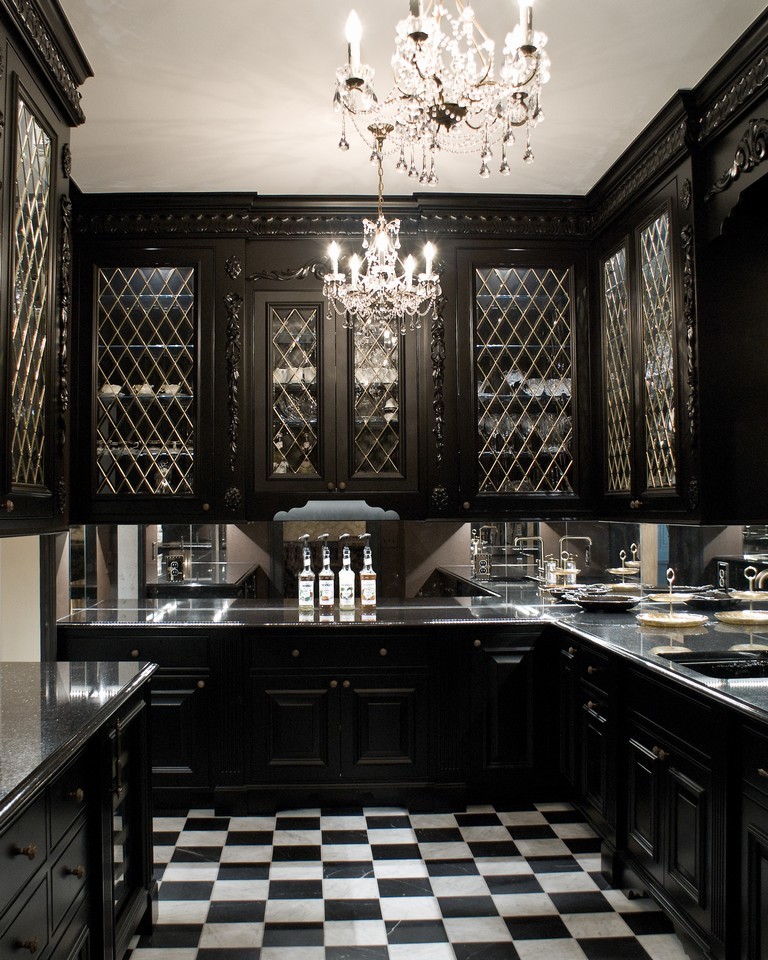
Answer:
top-left (95, 266), bottom-right (196, 495)
top-left (475, 267), bottom-right (573, 494)
top-left (271, 305), bottom-right (319, 477)
top-left (10, 98), bottom-right (51, 486)
top-left (353, 320), bottom-right (401, 476)
top-left (640, 212), bottom-right (676, 490)
top-left (603, 247), bottom-right (632, 493)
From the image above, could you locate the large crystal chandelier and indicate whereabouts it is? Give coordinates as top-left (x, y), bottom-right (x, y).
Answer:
top-left (333, 0), bottom-right (550, 183)
top-left (324, 125), bottom-right (441, 334)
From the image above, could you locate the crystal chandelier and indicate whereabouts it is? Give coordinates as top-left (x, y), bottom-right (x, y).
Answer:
top-left (333, 0), bottom-right (550, 183)
top-left (323, 124), bottom-right (441, 335)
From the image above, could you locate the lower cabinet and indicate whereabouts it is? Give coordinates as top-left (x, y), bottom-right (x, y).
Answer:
top-left (741, 722), bottom-right (768, 960)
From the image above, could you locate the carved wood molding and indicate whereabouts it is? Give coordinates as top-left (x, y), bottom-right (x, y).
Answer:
top-left (592, 120), bottom-right (688, 231)
top-left (680, 224), bottom-right (698, 451)
top-left (225, 256), bottom-right (242, 280)
top-left (431, 297), bottom-right (446, 473)
top-left (58, 194), bottom-right (72, 454)
top-left (7, 0), bottom-right (85, 124)
top-left (418, 211), bottom-right (591, 237)
top-left (704, 117), bottom-right (768, 202)
top-left (224, 292), bottom-right (242, 472)
top-left (699, 55), bottom-right (768, 142)
top-left (246, 257), bottom-right (328, 284)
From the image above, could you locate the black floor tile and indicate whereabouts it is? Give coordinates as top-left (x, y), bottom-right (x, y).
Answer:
top-left (619, 910), bottom-right (676, 935)
top-left (371, 842), bottom-right (421, 859)
top-left (564, 837), bottom-right (603, 853)
top-left (325, 948), bottom-right (389, 959)
top-left (454, 944), bottom-right (521, 960)
top-left (216, 862), bottom-right (270, 880)
top-left (158, 880), bottom-right (214, 900)
top-left (455, 812), bottom-right (502, 826)
top-left (153, 830), bottom-right (181, 845)
top-left (207, 900), bottom-right (266, 922)
top-left (504, 914), bottom-right (572, 939)
top-left (426, 858), bottom-right (480, 876)
top-left (377, 876), bottom-right (434, 897)
top-left (385, 918), bottom-right (449, 943)
top-left (322, 829), bottom-right (369, 844)
top-left (226, 830), bottom-right (273, 845)
top-left (185, 817), bottom-right (230, 831)
top-left (527, 854), bottom-right (581, 873)
top-left (415, 826), bottom-right (464, 842)
top-left (541, 809), bottom-right (587, 824)
top-left (197, 950), bottom-right (261, 960)
top-left (171, 846), bottom-right (222, 863)
top-left (270, 843), bottom-right (321, 861)
top-left (578, 937), bottom-right (654, 959)
top-left (323, 860), bottom-right (375, 879)
top-left (268, 878), bottom-right (323, 899)
top-left (484, 874), bottom-right (543, 895)
top-left (505, 824), bottom-right (557, 839)
top-left (438, 894), bottom-right (499, 917)
top-left (136, 923), bottom-right (203, 948)
top-left (325, 897), bottom-right (383, 920)
top-left (548, 891), bottom-right (613, 913)
top-left (274, 815), bottom-right (320, 829)
top-left (467, 840), bottom-right (520, 858)
top-left (262, 921), bottom-right (324, 946)
top-left (365, 814), bottom-right (411, 828)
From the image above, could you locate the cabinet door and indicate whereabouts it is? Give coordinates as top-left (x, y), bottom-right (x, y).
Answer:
top-left (558, 643), bottom-right (578, 786)
top-left (742, 795), bottom-right (768, 960)
top-left (0, 60), bottom-right (70, 529)
top-left (73, 247), bottom-right (215, 521)
top-left (456, 248), bottom-right (589, 516)
top-left (579, 692), bottom-right (609, 821)
top-left (626, 729), bottom-right (664, 886)
top-left (150, 672), bottom-right (210, 790)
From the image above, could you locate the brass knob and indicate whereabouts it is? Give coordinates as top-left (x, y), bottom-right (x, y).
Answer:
top-left (196, 680), bottom-right (205, 689)
top-left (327, 482), bottom-right (335, 492)
top-left (652, 745), bottom-right (669, 761)
top-left (758, 768), bottom-right (768, 779)
top-left (65, 865), bottom-right (85, 879)
top-left (292, 649), bottom-right (300, 658)
top-left (67, 788), bottom-right (84, 804)
top-left (330, 680), bottom-right (338, 688)
top-left (130, 649), bottom-right (139, 658)
top-left (1, 499), bottom-right (14, 512)
top-left (13, 843), bottom-right (37, 860)
top-left (587, 665), bottom-right (598, 675)
top-left (568, 646), bottom-right (577, 655)
top-left (342, 679), bottom-right (351, 689)
top-left (379, 648), bottom-right (387, 657)
top-left (16, 937), bottom-right (38, 954)
top-left (473, 639), bottom-right (482, 648)
top-left (202, 503), bottom-right (210, 511)
top-left (338, 482), bottom-right (347, 492)
top-left (586, 700), bottom-right (597, 711)
top-left (463, 501), bottom-right (471, 510)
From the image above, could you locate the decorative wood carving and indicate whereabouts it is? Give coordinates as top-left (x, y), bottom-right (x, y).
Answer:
top-left (62, 143), bottom-right (71, 178)
top-left (57, 476), bottom-right (66, 516)
top-left (246, 256), bottom-right (329, 283)
top-left (224, 292), bottom-right (242, 472)
top-left (58, 195), bottom-right (72, 454)
top-left (680, 177), bottom-right (692, 210)
top-left (699, 55), bottom-right (768, 141)
top-left (7, 0), bottom-right (85, 124)
top-left (680, 224), bottom-right (698, 450)
top-left (431, 484), bottom-right (449, 513)
top-left (225, 256), bottom-right (242, 280)
top-left (224, 486), bottom-right (242, 511)
top-left (431, 297), bottom-right (446, 471)
top-left (420, 211), bottom-right (591, 237)
top-left (688, 475), bottom-right (700, 511)
top-left (704, 118), bottom-right (768, 202)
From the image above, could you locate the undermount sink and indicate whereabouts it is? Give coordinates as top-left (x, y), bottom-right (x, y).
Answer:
top-left (657, 650), bottom-right (768, 679)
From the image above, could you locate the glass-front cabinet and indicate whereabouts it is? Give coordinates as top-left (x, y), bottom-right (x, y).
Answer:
top-left (598, 182), bottom-right (688, 516)
top-left (249, 287), bottom-right (422, 517)
top-left (74, 248), bottom-right (215, 520)
top-left (456, 248), bottom-right (589, 515)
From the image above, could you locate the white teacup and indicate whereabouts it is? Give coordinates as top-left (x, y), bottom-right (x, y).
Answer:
top-left (133, 383), bottom-right (154, 397)
top-left (100, 383), bottom-right (121, 396)
top-left (160, 382), bottom-right (181, 396)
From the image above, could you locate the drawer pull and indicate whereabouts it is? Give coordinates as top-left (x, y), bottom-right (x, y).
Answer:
top-left (587, 665), bottom-right (598, 675)
top-left (196, 680), bottom-right (206, 689)
top-left (64, 864), bottom-right (85, 880)
top-left (568, 646), bottom-right (577, 655)
top-left (13, 843), bottom-right (37, 860)
top-left (130, 649), bottom-right (139, 658)
top-left (586, 700), bottom-right (597, 711)
top-left (2, 499), bottom-right (14, 513)
top-left (342, 679), bottom-right (351, 689)
top-left (330, 680), bottom-right (338, 688)
top-left (652, 746), bottom-right (670, 761)
top-left (758, 768), bottom-right (768, 779)
top-left (291, 649), bottom-right (300, 658)
top-left (16, 937), bottom-right (38, 954)
top-left (473, 639), bottom-right (482, 648)
top-left (67, 788), bottom-right (85, 804)
top-left (379, 647), bottom-right (388, 657)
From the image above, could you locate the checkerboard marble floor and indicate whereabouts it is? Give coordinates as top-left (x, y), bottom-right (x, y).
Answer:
top-left (126, 801), bottom-right (691, 960)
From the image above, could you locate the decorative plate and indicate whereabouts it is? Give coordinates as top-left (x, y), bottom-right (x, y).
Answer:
top-left (647, 593), bottom-right (694, 603)
top-left (605, 567), bottom-right (640, 577)
top-left (636, 611), bottom-right (709, 628)
top-left (729, 590), bottom-right (768, 602)
top-left (565, 593), bottom-right (639, 612)
top-left (714, 610), bottom-right (768, 625)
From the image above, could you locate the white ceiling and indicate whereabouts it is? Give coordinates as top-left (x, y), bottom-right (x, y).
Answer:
top-left (58, 0), bottom-right (767, 197)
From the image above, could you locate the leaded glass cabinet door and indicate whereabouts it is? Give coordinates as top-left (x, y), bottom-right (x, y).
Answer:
top-left (602, 243), bottom-right (633, 496)
top-left (468, 263), bottom-right (578, 506)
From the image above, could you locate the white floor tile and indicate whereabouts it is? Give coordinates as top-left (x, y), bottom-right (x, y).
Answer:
top-left (268, 862), bottom-right (324, 880)
top-left (561, 910), bottom-right (635, 939)
top-left (476, 859), bottom-right (531, 876)
top-left (323, 918), bottom-right (388, 945)
top-left (515, 939), bottom-right (588, 959)
top-left (263, 897), bottom-right (325, 923)
top-left (260, 947), bottom-right (325, 960)
top-left (443, 915), bottom-right (514, 942)
top-left (228, 816), bottom-right (276, 831)
top-left (219, 844), bottom-right (273, 862)
top-left (459, 825), bottom-right (515, 842)
top-left (323, 876), bottom-right (380, 899)
top-left (155, 899), bottom-right (210, 923)
top-left (417, 841), bottom-right (473, 860)
top-left (429, 875), bottom-right (491, 897)
top-left (497, 810), bottom-right (549, 826)
top-left (272, 829), bottom-right (322, 845)
top-left (373, 859), bottom-right (429, 879)
top-left (380, 896), bottom-right (442, 920)
top-left (322, 843), bottom-right (374, 862)
top-left (198, 921), bottom-right (265, 948)
top-left (388, 942), bottom-right (456, 959)
top-left (491, 892), bottom-right (558, 916)
top-left (368, 828), bottom-right (417, 844)
top-left (537, 871), bottom-right (600, 893)
top-left (410, 813), bottom-right (459, 828)
top-left (161, 864), bottom-right (220, 882)
top-left (638, 933), bottom-right (695, 959)
top-left (514, 838), bottom-right (572, 858)
top-left (320, 815), bottom-right (367, 829)
top-left (210, 879), bottom-right (270, 901)
top-left (551, 822), bottom-right (600, 840)
top-left (175, 830), bottom-right (228, 847)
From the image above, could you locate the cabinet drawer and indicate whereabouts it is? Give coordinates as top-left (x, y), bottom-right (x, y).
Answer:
top-left (249, 634), bottom-right (429, 670)
top-left (578, 647), bottom-right (612, 696)
top-left (0, 796), bottom-right (46, 915)
top-left (0, 877), bottom-right (48, 960)
top-left (49, 752), bottom-right (89, 851)
top-left (51, 821), bottom-right (88, 930)
top-left (743, 723), bottom-right (768, 798)
top-left (58, 632), bottom-right (208, 667)
top-left (627, 669), bottom-right (713, 753)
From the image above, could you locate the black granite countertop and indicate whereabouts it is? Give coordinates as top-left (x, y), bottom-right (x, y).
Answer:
top-left (0, 660), bottom-right (156, 825)
top-left (56, 581), bottom-right (768, 723)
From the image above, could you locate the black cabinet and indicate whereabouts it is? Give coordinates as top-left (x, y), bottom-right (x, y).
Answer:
top-left (247, 630), bottom-right (431, 809)
top-left (455, 245), bottom-right (592, 517)
top-left (246, 263), bottom-right (426, 518)
top-left (741, 722), bottom-right (768, 960)
top-left (0, 7), bottom-right (88, 532)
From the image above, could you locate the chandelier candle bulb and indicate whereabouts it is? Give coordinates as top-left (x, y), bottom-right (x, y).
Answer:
top-left (350, 254), bottom-right (360, 289)
top-left (424, 242), bottom-right (435, 278)
top-left (346, 10), bottom-right (362, 73)
top-left (329, 241), bottom-right (340, 276)
top-left (404, 255), bottom-right (415, 290)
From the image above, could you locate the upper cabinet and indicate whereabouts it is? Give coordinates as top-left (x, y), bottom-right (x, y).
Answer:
top-left (0, 4), bottom-right (90, 533)
top-left (595, 177), bottom-right (694, 519)
top-left (454, 245), bottom-right (591, 517)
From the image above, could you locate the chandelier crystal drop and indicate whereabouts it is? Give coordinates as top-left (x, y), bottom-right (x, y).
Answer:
top-left (332, 0), bottom-right (550, 182)
top-left (323, 125), bottom-right (441, 335)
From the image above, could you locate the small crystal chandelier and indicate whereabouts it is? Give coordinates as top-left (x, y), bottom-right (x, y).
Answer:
top-left (323, 124), bottom-right (441, 335)
top-left (333, 0), bottom-right (550, 183)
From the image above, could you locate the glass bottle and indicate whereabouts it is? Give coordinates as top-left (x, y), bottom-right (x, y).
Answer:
top-left (338, 533), bottom-right (355, 610)
top-left (297, 533), bottom-right (315, 611)
top-left (318, 533), bottom-right (334, 612)
top-left (359, 533), bottom-right (377, 611)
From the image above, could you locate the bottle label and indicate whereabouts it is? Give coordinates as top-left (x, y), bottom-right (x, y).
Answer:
top-left (298, 580), bottom-right (314, 608)
top-left (360, 578), bottom-right (376, 606)
top-left (319, 579), bottom-right (334, 606)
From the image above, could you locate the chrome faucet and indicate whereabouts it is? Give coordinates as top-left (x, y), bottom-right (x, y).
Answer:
top-left (558, 536), bottom-right (593, 567)
top-left (514, 536), bottom-right (544, 577)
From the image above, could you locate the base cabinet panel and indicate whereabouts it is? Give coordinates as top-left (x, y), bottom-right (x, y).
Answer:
top-left (150, 674), bottom-right (210, 789)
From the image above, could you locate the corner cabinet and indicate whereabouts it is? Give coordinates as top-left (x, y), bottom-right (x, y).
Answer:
top-left (246, 255), bottom-right (426, 518)
top-left (595, 174), bottom-right (696, 519)
top-left (455, 246), bottom-right (591, 517)
top-left (0, 9), bottom-right (89, 532)
top-left (70, 246), bottom-right (216, 522)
